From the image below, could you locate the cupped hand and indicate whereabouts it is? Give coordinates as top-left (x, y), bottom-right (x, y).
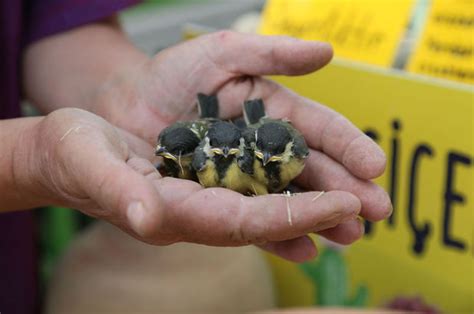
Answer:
top-left (92, 31), bottom-right (392, 258)
top-left (19, 108), bottom-right (362, 262)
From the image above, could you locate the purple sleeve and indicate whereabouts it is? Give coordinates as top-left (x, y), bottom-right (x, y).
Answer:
top-left (23, 0), bottom-right (141, 45)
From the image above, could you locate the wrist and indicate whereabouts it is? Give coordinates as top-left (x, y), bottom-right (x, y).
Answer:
top-left (0, 116), bottom-right (56, 210)
top-left (12, 111), bottom-right (88, 209)
top-left (11, 116), bottom-right (56, 208)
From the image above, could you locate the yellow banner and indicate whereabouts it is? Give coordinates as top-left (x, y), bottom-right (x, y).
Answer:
top-left (407, 0), bottom-right (474, 84)
top-left (259, 0), bottom-right (415, 67)
top-left (267, 60), bottom-right (473, 313)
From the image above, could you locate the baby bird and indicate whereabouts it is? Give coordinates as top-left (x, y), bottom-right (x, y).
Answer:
top-left (243, 99), bottom-right (309, 193)
top-left (192, 121), bottom-right (268, 195)
top-left (155, 93), bottom-right (219, 180)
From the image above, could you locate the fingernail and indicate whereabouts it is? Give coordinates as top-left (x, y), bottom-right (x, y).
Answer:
top-left (313, 220), bottom-right (336, 233)
top-left (127, 201), bottom-right (146, 235)
top-left (359, 218), bottom-right (365, 236)
top-left (387, 202), bottom-right (394, 217)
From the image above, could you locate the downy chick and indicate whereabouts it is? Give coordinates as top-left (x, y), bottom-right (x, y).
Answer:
top-left (155, 93), bottom-right (219, 180)
top-left (243, 99), bottom-right (309, 193)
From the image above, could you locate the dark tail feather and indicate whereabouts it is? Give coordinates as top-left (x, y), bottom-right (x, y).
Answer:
top-left (243, 99), bottom-right (266, 125)
top-left (197, 93), bottom-right (219, 118)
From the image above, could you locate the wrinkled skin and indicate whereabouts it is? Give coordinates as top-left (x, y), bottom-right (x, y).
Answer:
top-left (25, 31), bottom-right (392, 262)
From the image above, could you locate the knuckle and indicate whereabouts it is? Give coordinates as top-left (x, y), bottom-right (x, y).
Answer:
top-left (263, 44), bottom-right (278, 67)
top-left (127, 157), bottom-right (161, 179)
top-left (228, 200), bottom-right (267, 245)
top-left (45, 108), bottom-right (90, 129)
top-left (227, 224), bottom-right (267, 245)
top-left (204, 30), bottom-right (238, 68)
top-left (326, 190), bottom-right (360, 216)
top-left (211, 29), bottom-right (236, 44)
top-left (227, 224), bottom-right (247, 244)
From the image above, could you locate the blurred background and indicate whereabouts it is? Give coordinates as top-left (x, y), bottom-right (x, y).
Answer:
top-left (39, 1), bottom-right (472, 313)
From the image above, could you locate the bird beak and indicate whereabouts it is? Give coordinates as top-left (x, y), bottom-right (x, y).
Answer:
top-left (155, 146), bottom-right (178, 161)
top-left (222, 146), bottom-right (230, 158)
top-left (155, 145), bottom-right (166, 156)
top-left (263, 152), bottom-right (272, 166)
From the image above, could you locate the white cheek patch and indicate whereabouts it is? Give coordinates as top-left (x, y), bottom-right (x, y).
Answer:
top-left (190, 128), bottom-right (200, 137)
top-left (238, 137), bottom-right (246, 157)
top-left (282, 141), bottom-right (294, 163)
top-left (203, 137), bottom-right (213, 156)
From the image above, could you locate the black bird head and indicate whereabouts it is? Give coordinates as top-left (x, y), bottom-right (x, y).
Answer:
top-left (255, 122), bottom-right (293, 166)
top-left (206, 121), bottom-right (242, 158)
top-left (156, 125), bottom-right (201, 161)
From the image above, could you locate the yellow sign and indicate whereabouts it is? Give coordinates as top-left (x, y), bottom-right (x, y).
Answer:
top-left (259, 0), bottom-right (415, 67)
top-left (267, 60), bottom-right (473, 313)
top-left (407, 0), bottom-right (474, 84)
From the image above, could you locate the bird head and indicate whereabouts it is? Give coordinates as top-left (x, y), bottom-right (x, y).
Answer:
top-left (255, 122), bottom-right (293, 166)
top-left (205, 121), bottom-right (242, 159)
top-left (156, 125), bottom-right (201, 161)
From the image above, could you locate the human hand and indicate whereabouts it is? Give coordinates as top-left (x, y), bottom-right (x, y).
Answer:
top-left (14, 108), bottom-right (362, 262)
top-left (92, 31), bottom-right (392, 259)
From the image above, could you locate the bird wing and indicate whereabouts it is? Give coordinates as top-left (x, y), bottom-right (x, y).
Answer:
top-left (276, 120), bottom-right (309, 158)
top-left (238, 147), bottom-right (255, 175)
top-left (191, 141), bottom-right (208, 171)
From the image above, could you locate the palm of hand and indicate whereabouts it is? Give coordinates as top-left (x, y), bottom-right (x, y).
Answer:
top-left (90, 31), bottom-right (391, 262)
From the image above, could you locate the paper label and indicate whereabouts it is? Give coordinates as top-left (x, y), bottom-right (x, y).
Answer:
top-left (407, 0), bottom-right (474, 84)
top-left (259, 0), bottom-right (415, 67)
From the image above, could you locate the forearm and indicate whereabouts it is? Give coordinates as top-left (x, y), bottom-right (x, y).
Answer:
top-left (22, 16), bottom-right (149, 114)
top-left (0, 116), bottom-right (50, 211)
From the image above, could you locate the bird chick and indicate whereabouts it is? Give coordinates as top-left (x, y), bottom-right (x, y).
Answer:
top-left (192, 121), bottom-right (268, 195)
top-left (155, 93), bottom-right (219, 180)
top-left (243, 99), bottom-right (309, 193)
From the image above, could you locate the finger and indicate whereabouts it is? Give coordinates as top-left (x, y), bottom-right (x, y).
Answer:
top-left (216, 77), bottom-right (386, 180)
top-left (148, 31), bottom-right (332, 123)
top-left (115, 127), bottom-right (155, 160)
top-left (258, 235), bottom-right (317, 263)
top-left (264, 84), bottom-right (387, 180)
top-left (145, 182), bottom-right (361, 246)
top-left (296, 149), bottom-right (392, 221)
top-left (203, 30), bottom-right (333, 76)
top-left (316, 218), bottom-right (364, 245)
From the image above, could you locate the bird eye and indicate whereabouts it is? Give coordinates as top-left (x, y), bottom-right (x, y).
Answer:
top-left (229, 148), bottom-right (240, 155)
top-left (255, 151), bottom-right (264, 159)
top-left (211, 148), bottom-right (223, 155)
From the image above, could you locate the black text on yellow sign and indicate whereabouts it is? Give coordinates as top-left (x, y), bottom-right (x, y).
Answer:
top-left (363, 119), bottom-right (472, 256)
top-left (259, 0), bottom-right (415, 67)
top-left (408, 0), bottom-right (474, 84)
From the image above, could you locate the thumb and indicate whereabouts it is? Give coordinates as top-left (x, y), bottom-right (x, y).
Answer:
top-left (39, 108), bottom-right (163, 239)
top-left (80, 154), bottom-right (163, 239)
top-left (57, 122), bottom-right (164, 238)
